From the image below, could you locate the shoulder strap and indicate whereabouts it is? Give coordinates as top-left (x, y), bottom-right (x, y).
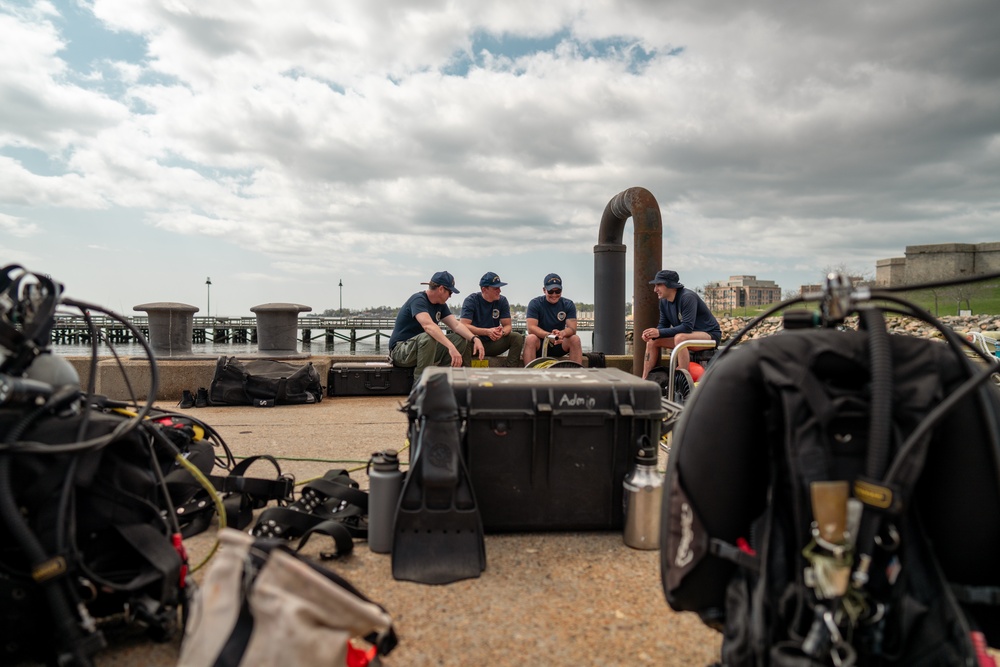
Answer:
top-left (170, 453), bottom-right (295, 537)
top-left (295, 520), bottom-right (355, 559)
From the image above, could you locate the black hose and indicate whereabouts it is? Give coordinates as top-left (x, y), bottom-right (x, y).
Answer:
top-left (63, 296), bottom-right (159, 423)
top-left (860, 308), bottom-right (893, 478)
top-left (715, 296), bottom-right (807, 363)
top-left (1, 398), bottom-right (101, 666)
top-left (877, 269), bottom-right (1000, 294)
top-left (868, 293), bottom-right (979, 369)
top-left (0, 457), bottom-right (96, 666)
top-left (887, 360), bottom-right (999, 484)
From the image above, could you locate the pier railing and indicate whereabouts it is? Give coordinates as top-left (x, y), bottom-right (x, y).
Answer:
top-left (49, 314), bottom-right (616, 352)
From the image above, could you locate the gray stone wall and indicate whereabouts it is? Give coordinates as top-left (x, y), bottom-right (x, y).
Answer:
top-left (905, 243), bottom-right (976, 284)
top-left (975, 242), bottom-right (1000, 273)
top-left (876, 242), bottom-right (999, 286)
top-left (875, 257), bottom-right (906, 287)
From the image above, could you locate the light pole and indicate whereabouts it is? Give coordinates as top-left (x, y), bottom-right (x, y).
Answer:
top-left (339, 279), bottom-right (343, 315)
top-left (206, 277), bottom-right (212, 319)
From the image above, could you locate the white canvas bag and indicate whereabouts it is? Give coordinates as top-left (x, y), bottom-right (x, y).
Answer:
top-left (178, 529), bottom-right (396, 667)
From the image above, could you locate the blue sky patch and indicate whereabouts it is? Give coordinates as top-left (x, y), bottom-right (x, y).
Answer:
top-left (1, 145), bottom-right (70, 177)
top-left (446, 29), bottom-right (662, 76)
top-left (45, 1), bottom-right (172, 103)
top-left (282, 68), bottom-right (346, 95)
top-left (473, 29), bottom-right (570, 59)
top-left (54, 1), bottom-right (147, 70)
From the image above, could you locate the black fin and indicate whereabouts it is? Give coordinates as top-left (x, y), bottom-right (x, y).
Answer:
top-left (391, 370), bottom-right (486, 585)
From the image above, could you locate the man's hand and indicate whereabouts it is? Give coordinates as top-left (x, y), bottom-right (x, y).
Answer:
top-left (641, 327), bottom-right (660, 342)
top-left (488, 325), bottom-right (503, 341)
top-left (472, 338), bottom-right (485, 361)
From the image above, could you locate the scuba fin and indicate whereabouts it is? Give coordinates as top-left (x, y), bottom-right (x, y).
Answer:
top-left (391, 370), bottom-right (486, 585)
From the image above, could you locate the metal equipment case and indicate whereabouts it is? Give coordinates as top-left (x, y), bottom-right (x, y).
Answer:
top-left (420, 366), bottom-right (665, 531)
top-left (327, 362), bottom-right (414, 396)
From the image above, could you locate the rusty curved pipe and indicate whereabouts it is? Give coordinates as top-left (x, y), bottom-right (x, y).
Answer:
top-left (593, 187), bottom-right (663, 376)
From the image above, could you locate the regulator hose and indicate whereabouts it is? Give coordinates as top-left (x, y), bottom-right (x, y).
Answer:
top-left (0, 457), bottom-right (97, 666)
top-left (0, 392), bottom-right (103, 665)
top-left (860, 308), bottom-right (893, 478)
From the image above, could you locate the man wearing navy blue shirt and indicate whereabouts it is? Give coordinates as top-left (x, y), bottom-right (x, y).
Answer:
top-left (460, 272), bottom-right (525, 367)
top-left (640, 269), bottom-right (721, 379)
top-left (523, 273), bottom-right (583, 365)
top-left (389, 271), bottom-right (485, 381)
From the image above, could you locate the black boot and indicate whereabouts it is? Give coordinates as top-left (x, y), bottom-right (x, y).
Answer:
top-left (178, 390), bottom-right (195, 409)
top-left (195, 387), bottom-right (209, 408)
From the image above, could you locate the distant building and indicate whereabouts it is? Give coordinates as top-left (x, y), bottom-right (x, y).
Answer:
top-left (799, 275), bottom-right (867, 295)
top-left (876, 242), bottom-right (1000, 287)
top-left (704, 275), bottom-right (782, 313)
top-left (874, 257), bottom-right (907, 287)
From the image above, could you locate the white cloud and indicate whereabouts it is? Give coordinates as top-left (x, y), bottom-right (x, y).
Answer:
top-left (0, 7), bottom-right (128, 152)
top-left (0, 212), bottom-right (40, 237)
top-left (0, 156), bottom-right (106, 208)
top-left (0, 0), bottom-right (997, 315)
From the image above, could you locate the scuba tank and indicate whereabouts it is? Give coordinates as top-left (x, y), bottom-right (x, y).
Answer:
top-left (623, 435), bottom-right (664, 550)
top-left (367, 449), bottom-right (404, 554)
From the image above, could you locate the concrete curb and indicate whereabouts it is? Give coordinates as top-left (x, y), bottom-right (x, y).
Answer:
top-left (61, 354), bottom-right (638, 401)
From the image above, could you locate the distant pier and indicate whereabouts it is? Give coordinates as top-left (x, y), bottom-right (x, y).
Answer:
top-left (49, 315), bottom-right (611, 353)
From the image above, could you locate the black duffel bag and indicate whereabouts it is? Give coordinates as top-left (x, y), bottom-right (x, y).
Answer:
top-left (209, 356), bottom-right (323, 406)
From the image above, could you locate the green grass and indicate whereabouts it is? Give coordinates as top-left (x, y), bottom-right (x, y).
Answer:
top-left (900, 284), bottom-right (1000, 317)
top-left (732, 282), bottom-right (1000, 319)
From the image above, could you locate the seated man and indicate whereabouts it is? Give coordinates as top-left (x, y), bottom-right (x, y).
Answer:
top-left (388, 271), bottom-right (485, 382)
top-left (522, 273), bottom-right (583, 365)
top-left (460, 271), bottom-right (525, 367)
top-left (641, 269), bottom-right (722, 379)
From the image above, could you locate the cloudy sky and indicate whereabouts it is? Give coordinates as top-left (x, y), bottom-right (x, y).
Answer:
top-left (2, 0), bottom-right (998, 317)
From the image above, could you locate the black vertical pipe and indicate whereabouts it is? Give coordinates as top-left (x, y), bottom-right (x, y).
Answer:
top-left (594, 244), bottom-right (627, 353)
top-left (594, 187), bottom-right (663, 375)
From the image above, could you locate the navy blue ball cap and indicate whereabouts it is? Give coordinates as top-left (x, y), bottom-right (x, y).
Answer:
top-left (543, 273), bottom-right (562, 290)
top-left (423, 270), bottom-right (459, 294)
top-left (480, 272), bottom-right (507, 287)
top-left (649, 269), bottom-right (683, 289)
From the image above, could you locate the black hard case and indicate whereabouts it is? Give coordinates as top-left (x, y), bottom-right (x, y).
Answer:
top-left (420, 366), bottom-right (665, 531)
top-left (327, 362), bottom-right (414, 396)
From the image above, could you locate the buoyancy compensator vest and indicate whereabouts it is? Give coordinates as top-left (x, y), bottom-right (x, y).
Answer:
top-left (661, 284), bottom-right (1000, 666)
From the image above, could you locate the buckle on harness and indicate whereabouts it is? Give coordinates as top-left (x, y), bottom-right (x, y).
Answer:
top-left (803, 533), bottom-right (852, 599)
top-left (801, 606), bottom-right (858, 667)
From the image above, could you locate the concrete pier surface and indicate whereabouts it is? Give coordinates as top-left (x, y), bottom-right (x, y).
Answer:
top-left (75, 394), bottom-right (722, 667)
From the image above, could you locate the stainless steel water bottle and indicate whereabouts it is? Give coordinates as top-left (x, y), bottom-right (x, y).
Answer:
top-left (367, 449), bottom-right (403, 554)
top-left (623, 436), bottom-right (664, 550)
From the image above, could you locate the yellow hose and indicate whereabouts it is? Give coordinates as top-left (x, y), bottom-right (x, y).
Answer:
top-left (173, 452), bottom-right (226, 572)
top-left (111, 408), bottom-right (226, 571)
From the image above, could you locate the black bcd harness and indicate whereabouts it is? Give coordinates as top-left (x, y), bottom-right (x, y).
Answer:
top-left (662, 308), bottom-right (1000, 667)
